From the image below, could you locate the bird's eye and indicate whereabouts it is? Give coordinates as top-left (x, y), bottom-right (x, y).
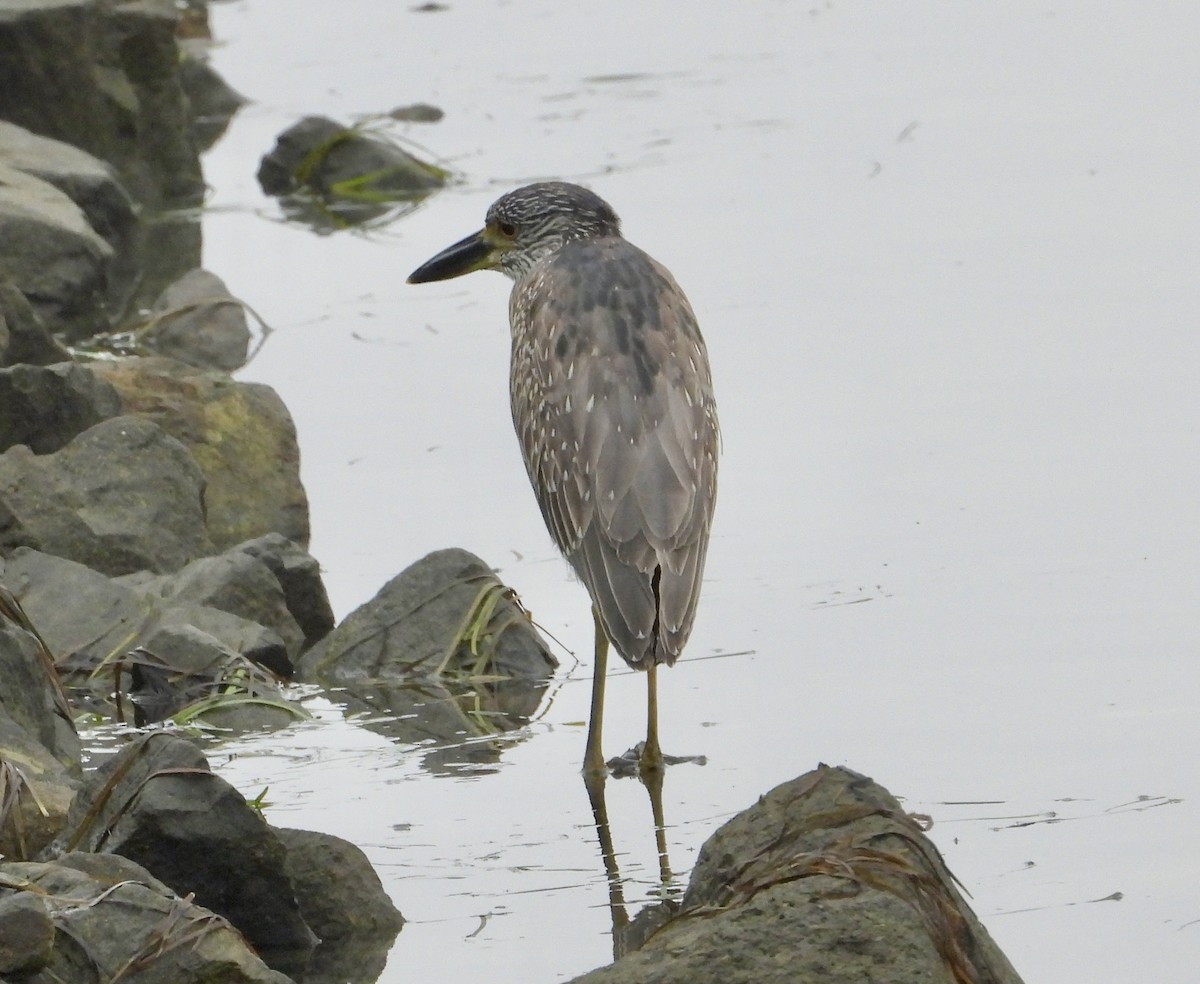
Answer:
top-left (498, 221), bottom-right (517, 238)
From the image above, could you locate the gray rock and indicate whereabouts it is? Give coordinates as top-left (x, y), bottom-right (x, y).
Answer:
top-left (0, 163), bottom-right (113, 338)
top-left (277, 826), bottom-right (404, 939)
top-left (120, 623), bottom-right (303, 731)
top-left (118, 549), bottom-right (306, 661)
top-left (568, 766), bottom-right (1025, 984)
top-left (91, 357), bottom-right (310, 550)
top-left (0, 618), bottom-right (78, 771)
top-left (256, 115), bottom-right (445, 230)
top-left (298, 547), bottom-right (556, 683)
top-left (0, 119), bottom-right (136, 246)
top-left (296, 548), bottom-right (556, 774)
top-left (0, 852), bottom-right (294, 983)
top-left (5, 547), bottom-right (300, 689)
top-left (142, 268), bottom-right (252, 371)
top-left (0, 279), bottom-right (72, 367)
top-left (45, 733), bottom-right (318, 960)
top-left (258, 115), bottom-right (444, 199)
top-left (0, 892), bottom-right (54, 974)
top-left (4, 547), bottom-right (307, 734)
top-left (179, 54), bottom-right (247, 151)
top-left (0, 415), bottom-right (213, 575)
top-left (388, 102), bottom-right (445, 123)
top-left (0, 361), bottom-right (122, 453)
top-left (141, 602), bottom-right (293, 679)
top-left (235, 533), bottom-right (335, 649)
top-left (0, 614), bottom-right (78, 859)
top-left (0, 0), bottom-right (203, 210)
top-left (276, 827), bottom-right (403, 984)
top-left (1, 548), bottom-right (152, 675)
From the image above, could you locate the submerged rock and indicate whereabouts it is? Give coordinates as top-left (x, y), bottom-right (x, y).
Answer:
top-left (257, 115), bottom-right (445, 230)
top-left (119, 623), bottom-right (301, 730)
top-left (388, 102), bottom-right (445, 123)
top-left (298, 548), bottom-right (558, 774)
top-left (569, 765), bottom-right (1026, 984)
top-left (299, 547), bottom-right (556, 683)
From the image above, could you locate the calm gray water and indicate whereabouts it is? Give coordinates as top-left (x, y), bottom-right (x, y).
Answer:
top-left (200, 2), bottom-right (1199, 981)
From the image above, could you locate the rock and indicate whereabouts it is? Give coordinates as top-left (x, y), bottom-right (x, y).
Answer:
top-left (296, 548), bottom-right (556, 773)
top-left (121, 623), bottom-right (304, 731)
top-left (0, 852), bottom-right (294, 983)
top-left (118, 548), bottom-right (306, 660)
top-left (568, 766), bottom-right (1025, 984)
top-left (298, 547), bottom-right (556, 683)
top-left (235, 533), bottom-right (335, 649)
top-left (144, 601), bottom-right (293, 678)
top-left (0, 1), bottom-right (203, 330)
top-left (0, 361), bottom-right (122, 453)
top-left (257, 115), bottom-right (445, 230)
top-left (90, 357), bottom-right (310, 550)
top-left (0, 163), bottom-right (113, 338)
top-left (257, 115), bottom-right (445, 198)
top-left (0, 279), bottom-right (72, 367)
top-left (276, 827), bottom-right (404, 940)
top-left (276, 827), bottom-right (403, 984)
top-left (141, 268), bottom-right (252, 371)
top-left (179, 54), bottom-right (247, 151)
top-left (0, 415), bottom-right (213, 575)
top-left (2, 548), bottom-right (151, 676)
top-left (0, 617), bottom-right (78, 770)
top-left (387, 102), bottom-right (445, 123)
top-left (45, 733), bottom-right (318, 961)
top-left (0, 892), bottom-right (54, 974)
top-left (0, 615), bottom-right (79, 859)
top-left (0, 0), bottom-right (203, 210)
top-left (0, 119), bottom-right (136, 247)
top-left (5, 548), bottom-right (307, 706)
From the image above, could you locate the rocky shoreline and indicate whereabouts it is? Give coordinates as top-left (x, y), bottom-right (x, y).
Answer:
top-left (0, 2), bottom-right (1024, 982)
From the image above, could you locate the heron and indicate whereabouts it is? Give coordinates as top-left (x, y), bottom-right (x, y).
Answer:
top-left (408, 181), bottom-right (718, 777)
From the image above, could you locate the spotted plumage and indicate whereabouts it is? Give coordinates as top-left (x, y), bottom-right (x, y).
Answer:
top-left (408, 181), bottom-right (719, 773)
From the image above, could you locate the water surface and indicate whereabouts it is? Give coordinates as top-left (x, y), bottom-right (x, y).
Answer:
top-left (202, 3), bottom-right (1199, 981)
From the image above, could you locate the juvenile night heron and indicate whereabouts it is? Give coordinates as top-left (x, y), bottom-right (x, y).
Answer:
top-left (408, 181), bottom-right (718, 776)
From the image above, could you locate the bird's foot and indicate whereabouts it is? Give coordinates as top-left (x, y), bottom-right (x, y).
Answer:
top-left (605, 743), bottom-right (706, 780)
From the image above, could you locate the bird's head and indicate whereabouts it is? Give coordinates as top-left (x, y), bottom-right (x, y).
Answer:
top-left (407, 181), bottom-right (622, 284)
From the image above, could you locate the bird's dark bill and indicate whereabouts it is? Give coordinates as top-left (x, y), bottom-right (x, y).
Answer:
top-left (407, 230), bottom-right (493, 283)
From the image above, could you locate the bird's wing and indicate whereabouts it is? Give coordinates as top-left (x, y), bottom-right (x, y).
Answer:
top-left (511, 239), bottom-right (718, 665)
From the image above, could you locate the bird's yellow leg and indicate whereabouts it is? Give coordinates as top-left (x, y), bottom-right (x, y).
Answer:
top-left (640, 662), bottom-right (665, 777)
top-left (584, 607), bottom-right (609, 776)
